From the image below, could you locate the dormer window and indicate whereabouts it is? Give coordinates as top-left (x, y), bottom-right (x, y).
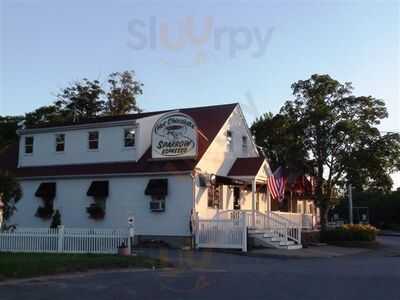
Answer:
top-left (124, 128), bottom-right (135, 148)
top-left (24, 136), bottom-right (34, 154)
top-left (55, 134), bottom-right (65, 152)
top-left (88, 131), bottom-right (99, 150)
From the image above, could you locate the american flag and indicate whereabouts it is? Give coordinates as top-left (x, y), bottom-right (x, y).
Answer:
top-left (267, 166), bottom-right (286, 202)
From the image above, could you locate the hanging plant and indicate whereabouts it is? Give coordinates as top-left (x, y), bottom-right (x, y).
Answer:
top-left (35, 205), bottom-right (54, 219)
top-left (86, 203), bottom-right (105, 220)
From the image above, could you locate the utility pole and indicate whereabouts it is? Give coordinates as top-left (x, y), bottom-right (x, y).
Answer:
top-left (348, 184), bottom-right (353, 225)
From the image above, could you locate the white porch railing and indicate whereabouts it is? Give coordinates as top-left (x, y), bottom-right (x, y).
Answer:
top-left (192, 213), bottom-right (247, 252)
top-left (210, 210), bottom-right (302, 246)
top-left (273, 212), bottom-right (314, 229)
top-left (0, 227), bottom-right (128, 254)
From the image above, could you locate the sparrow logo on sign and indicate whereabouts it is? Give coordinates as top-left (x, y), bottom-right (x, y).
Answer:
top-left (152, 113), bottom-right (197, 159)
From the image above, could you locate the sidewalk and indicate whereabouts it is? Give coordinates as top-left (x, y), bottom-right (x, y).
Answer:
top-left (378, 230), bottom-right (400, 237)
top-left (247, 244), bottom-right (372, 259)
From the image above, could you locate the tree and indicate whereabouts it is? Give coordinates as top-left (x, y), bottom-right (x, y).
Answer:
top-left (0, 116), bottom-right (23, 149)
top-left (253, 74), bottom-right (400, 229)
top-left (105, 71), bottom-right (143, 115)
top-left (55, 79), bottom-right (105, 121)
top-left (24, 105), bottom-right (65, 126)
top-left (251, 112), bottom-right (309, 171)
top-left (0, 171), bottom-right (22, 222)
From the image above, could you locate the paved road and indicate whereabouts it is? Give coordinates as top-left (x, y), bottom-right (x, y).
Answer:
top-left (1, 236), bottom-right (399, 300)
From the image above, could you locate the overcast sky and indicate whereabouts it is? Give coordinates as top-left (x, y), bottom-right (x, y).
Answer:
top-left (1, 0), bottom-right (399, 187)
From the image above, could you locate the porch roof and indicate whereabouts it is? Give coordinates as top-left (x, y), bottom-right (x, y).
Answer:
top-left (228, 157), bottom-right (265, 177)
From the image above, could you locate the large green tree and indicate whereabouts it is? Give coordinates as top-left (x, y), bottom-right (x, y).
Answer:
top-left (252, 112), bottom-right (309, 171)
top-left (55, 79), bottom-right (105, 121)
top-left (253, 74), bottom-right (400, 229)
top-left (105, 71), bottom-right (143, 115)
top-left (0, 116), bottom-right (23, 149)
top-left (24, 105), bottom-right (65, 126)
top-left (0, 171), bottom-right (22, 223)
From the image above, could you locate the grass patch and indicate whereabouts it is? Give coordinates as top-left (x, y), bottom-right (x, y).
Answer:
top-left (0, 252), bottom-right (170, 281)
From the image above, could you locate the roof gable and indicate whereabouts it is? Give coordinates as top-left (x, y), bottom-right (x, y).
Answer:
top-left (0, 103), bottom-right (238, 178)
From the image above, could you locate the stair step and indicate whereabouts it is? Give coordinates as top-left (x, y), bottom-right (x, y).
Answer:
top-left (285, 244), bottom-right (303, 250)
top-left (279, 241), bottom-right (295, 246)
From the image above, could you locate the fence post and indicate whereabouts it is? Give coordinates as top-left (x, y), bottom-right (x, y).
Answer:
top-left (57, 225), bottom-right (64, 253)
top-left (298, 226), bottom-right (302, 244)
top-left (194, 213), bottom-right (200, 249)
top-left (241, 213), bottom-right (247, 253)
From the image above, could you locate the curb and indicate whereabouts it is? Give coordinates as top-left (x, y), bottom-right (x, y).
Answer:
top-left (378, 233), bottom-right (400, 237)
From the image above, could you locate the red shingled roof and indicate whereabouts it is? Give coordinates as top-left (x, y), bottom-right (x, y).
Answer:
top-left (0, 103), bottom-right (237, 178)
top-left (228, 157), bottom-right (265, 177)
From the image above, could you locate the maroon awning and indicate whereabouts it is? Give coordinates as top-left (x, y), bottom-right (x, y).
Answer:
top-left (87, 181), bottom-right (109, 197)
top-left (35, 182), bottom-right (56, 199)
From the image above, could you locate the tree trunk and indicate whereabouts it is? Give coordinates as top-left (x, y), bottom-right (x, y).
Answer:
top-left (319, 202), bottom-right (329, 231)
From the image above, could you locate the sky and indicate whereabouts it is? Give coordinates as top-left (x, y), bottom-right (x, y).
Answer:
top-left (1, 0), bottom-right (399, 186)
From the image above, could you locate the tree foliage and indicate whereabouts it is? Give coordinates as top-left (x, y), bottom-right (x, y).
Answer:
top-left (0, 70), bottom-right (144, 148)
top-left (55, 79), bottom-right (105, 121)
top-left (0, 171), bottom-right (22, 221)
top-left (24, 105), bottom-right (65, 126)
top-left (252, 74), bottom-right (400, 228)
top-left (105, 71), bottom-right (143, 115)
top-left (0, 116), bottom-right (23, 148)
top-left (252, 112), bottom-right (309, 172)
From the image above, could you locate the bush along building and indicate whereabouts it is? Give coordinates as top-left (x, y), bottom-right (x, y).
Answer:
top-left (0, 103), bottom-right (318, 250)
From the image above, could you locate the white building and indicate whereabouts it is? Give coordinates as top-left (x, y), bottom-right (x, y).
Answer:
top-left (0, 103), bottom-right (314, 248)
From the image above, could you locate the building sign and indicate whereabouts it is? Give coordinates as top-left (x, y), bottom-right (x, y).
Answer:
top-left (152, 113), bottom-right (197, 159)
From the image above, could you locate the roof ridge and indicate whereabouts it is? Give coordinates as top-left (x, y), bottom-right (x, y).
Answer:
top-left (24, 102), bottom-right (238, 130)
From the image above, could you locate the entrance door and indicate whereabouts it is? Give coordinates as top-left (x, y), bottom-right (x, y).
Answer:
top-left (233, 187), bottom-right (241, 210)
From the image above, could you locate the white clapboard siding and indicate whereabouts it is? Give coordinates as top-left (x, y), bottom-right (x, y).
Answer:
top-left (0, 227), bottom-right (128, 254)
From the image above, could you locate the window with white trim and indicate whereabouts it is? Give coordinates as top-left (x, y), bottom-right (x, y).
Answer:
top-left (226, 130), bottom-right (233, 152)
top-left (124, 128), bottom-right (135, 148)
top-left (88, 131), bottom-right (99, 150)
top-left (242, 135), bottom-right (248, 153)
top-left (24, 136), bottom-right (34, 154)
top-left (55, 134), bottom-right (65, 152)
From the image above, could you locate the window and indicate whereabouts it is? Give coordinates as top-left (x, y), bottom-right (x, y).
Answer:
top-left (208, 185), bottom-right (223, 209)
top-left (24, 136), bottom-right (34, 154)
top-left (55, 134), bottom-right (65, 152)
top-left (88, 131), bottom-right (99, 150)
top-left (242, 136), bottom-right (248, 153)
top-left (226, 130), bottom-right (233, 152)
top-left (124, 128), bottom-right (135, 147)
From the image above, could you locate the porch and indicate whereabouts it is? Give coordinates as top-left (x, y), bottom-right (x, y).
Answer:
top-left (193, 158), bottom-right (318, 252)
top-left (192, 209), bottom-right (305, 251)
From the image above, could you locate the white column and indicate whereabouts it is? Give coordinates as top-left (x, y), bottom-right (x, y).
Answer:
top-left (252, 179), bottom-right (256, 227)
top-left (267, 188), bottom-right (271, 213)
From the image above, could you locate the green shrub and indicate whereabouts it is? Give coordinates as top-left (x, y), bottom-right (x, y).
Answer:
top-left (321, 224), bottom-right (379, 242)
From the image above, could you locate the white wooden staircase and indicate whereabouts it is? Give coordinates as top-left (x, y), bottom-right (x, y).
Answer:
top-left (249, 211), bottom-right (302, 250)
top-left (248, 229), bottom-right (302, 250)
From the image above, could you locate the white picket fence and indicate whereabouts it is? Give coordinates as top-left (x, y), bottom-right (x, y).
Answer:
top-left (192, 213), bottom-right (247, 252)
top-left (0, 226), bottom-right (128, 254)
